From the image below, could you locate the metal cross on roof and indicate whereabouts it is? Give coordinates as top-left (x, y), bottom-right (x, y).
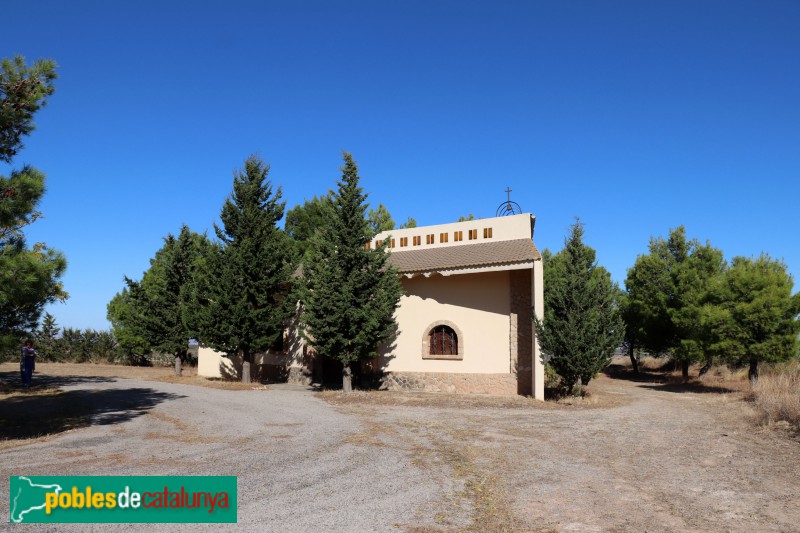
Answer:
top-left (496, 186), bottom-right (522, 216)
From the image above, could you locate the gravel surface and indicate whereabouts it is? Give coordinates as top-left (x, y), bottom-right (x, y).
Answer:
top-left (0, 377), bottom-right (455, 532)
top-left (2, 366), bottom-right (799, 532)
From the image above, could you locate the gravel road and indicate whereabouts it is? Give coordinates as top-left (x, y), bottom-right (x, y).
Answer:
top-left (1, 365), bottom-right (799, 532)
top-left (0, 377), bottom-right (454, 532)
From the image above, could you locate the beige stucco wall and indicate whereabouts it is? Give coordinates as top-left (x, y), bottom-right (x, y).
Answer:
top-left (379, 270), bottom-right (511, 374)
top-left (197, 346), bottom-right (236, 379)
top-left (533, 259), bottom-right (545, 399)
top-left (373, 212), bottom-right (535, 251)
top-left (197, 306), bottom-right (309, 380)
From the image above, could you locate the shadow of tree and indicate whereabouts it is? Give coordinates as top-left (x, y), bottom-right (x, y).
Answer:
top-left (0, 370), bottom-right (118, 389)
top-left (637, 382), bottom-right (740, 394)
top-left (602, 362), bottom-right (739, 394)
top-left (603, 363), bottom-right (668, 383)
top-left (0, 385), bottom-right (184, 440)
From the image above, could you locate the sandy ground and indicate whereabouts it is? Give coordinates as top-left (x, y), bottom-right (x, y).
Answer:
top-left (1, 362), bottom-right (798, 532)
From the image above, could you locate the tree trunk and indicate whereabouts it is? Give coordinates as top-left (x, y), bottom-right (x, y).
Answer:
top-left (749, 358), bottom-right (759, 386)
top-left (698, 356), bottom-right (713, 376)
top-left (174, 355), bottom-right (182, 376)
top-left (571, 376), bottom-right (582, 396)
top-left (342, 363), bottom-right (353, 393)
top-left (241, 351), bottom-right (252, 384)
top-left (681, 360), bottom-right (689, 379)
top-left (628, 345), bottom-right (639, 374)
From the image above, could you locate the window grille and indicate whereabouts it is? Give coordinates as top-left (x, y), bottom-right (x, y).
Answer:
top-left (429, 326), bottom-right (458, 356)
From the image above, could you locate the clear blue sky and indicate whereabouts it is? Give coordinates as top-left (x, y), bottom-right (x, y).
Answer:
top-left (3, 1), bottom-right (799, 330)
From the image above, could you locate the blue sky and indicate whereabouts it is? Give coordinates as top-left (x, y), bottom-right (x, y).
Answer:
top-left (3, 1), bottom-right (799, 330)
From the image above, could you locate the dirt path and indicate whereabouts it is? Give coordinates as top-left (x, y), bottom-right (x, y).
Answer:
top-left (324, 371), bottom-right (800, 532)
top-left (1, 363), bottom-right (798, 532)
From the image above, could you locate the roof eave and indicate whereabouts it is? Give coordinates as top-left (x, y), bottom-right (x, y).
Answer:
top-left (399, 259), bottom-right (539, 278)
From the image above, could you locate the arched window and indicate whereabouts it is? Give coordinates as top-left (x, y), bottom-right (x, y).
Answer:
top-left (429, 325), bottom-right (458, 356)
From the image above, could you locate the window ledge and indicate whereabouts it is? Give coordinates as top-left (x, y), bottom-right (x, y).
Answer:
top-left (422, 353), bottom-right (463, 361)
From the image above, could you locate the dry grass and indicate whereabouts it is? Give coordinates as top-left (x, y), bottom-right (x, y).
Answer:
top-left (318, 390), bottom-right (561, 410)
top-left (0, 382), bottom-right (61, 398)
top-left (341, 414), bottom-right (517, 532)
top-left (0, 361), bottom-right (178, 380)
top-left (748, 360), bottom-right (800, 429)
top-left (623, 356), bottom-right (800, 431)
top-left (0, 362), bottom-right (264, 390)
top-left (143, 411), bottom-right (223, 443)
top-left (620, 357), bottom-right (750, 394)
top-left (318, 377), bottom-right (628, 411)
top-left (155, 373), bottom-right (265, 390)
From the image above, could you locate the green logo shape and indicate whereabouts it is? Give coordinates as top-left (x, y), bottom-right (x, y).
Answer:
top-left (9, 476), bottom-right (237, 523)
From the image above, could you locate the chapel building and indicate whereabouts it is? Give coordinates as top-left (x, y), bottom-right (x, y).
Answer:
top-left (198, 212), bottom-right (545, 399)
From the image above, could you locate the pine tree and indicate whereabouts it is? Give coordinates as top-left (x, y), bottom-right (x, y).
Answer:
top-left (1, 56), bottom-right (57, 163)
top-left (301, 152), bottom-right (403, 392)
top-left (624, 227), bottom-right (725, 377)
top-left (1, 56), bottom-right (66, 352)
top-left (367, 202), bottom-right (395, 235)
top-left (194, 155), bottom-right (296, 383)
top-left (534, 221), bottom-right (624, 394)
top-left (285, 194), bottom-right (332, 259)
top-left (715, 255), bottom-right (800, 383)
top-left (398, 216), bottom-right (417, 229)
top-left (618, 289), bottom-right (644, 373)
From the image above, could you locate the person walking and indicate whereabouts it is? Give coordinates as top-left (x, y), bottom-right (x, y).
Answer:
top-left (20, 340), bottom-right (37, 388)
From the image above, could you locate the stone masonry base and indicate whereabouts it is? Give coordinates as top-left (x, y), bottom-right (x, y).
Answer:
top-left (380, 372), bottom-right (517, 395)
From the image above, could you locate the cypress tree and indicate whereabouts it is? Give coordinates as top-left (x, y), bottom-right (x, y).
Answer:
top-left (121, 225), bottom-right (207, 375)
top-left (195, 155), bottom-right (296, 383)
top-left (301, 152), bottom-right (403, 392)
top-left (535, 221), bottom-right (624, 394)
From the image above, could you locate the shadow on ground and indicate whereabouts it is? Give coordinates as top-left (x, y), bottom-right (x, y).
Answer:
top-left (637, 382), bottom-right (740, 394)
top-left (0, 378), bottom-right (184, 441)
top-left (603, 362), bottom-right (667, 383)
top-left (0, 370), bottom-right (118, 388)
top-left (603, 362), bottom-right (739, 394)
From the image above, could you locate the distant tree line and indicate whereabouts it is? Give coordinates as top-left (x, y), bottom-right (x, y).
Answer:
top-left (0, 312), bottom-right (196, 366)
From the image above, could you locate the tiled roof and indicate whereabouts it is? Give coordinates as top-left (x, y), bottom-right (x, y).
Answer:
top-left (387, 238), bottom-right (541, 273)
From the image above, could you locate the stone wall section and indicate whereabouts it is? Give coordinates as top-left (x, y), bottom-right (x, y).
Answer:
top-left (380, 371), bottom-right (516, 395)
top-left (287, 366), bottom-right (313, 385)
top-left (510, 269), bottom-right (533, 395)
